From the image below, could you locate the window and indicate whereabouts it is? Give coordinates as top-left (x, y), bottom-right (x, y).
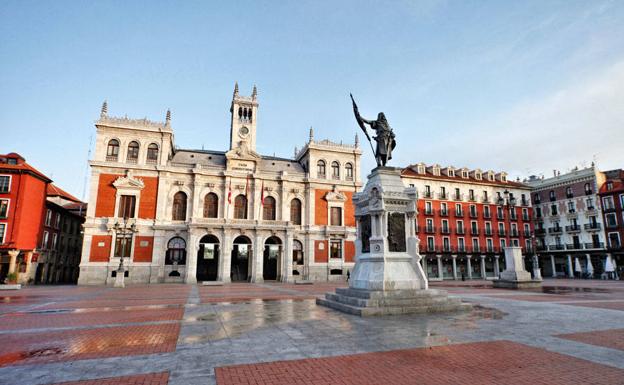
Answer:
top-left (457, 220), bottom-right (464, 232)
top-left (290, 198), bottom-right (302, 225)
top-left (172, 192), bottom-right (188, 221)
top-left (603, 196), bottom-right (615, 210)
top-left (0, 199), bottom-right (8, 218)
top-left (454, 188), bottom-right (460, 200)
top-left (455, 203), bottom-right (462, 215)
top-left (483, 191), bottom-right (489, 202)
top-left (607, 182), bottom-right (613, 190)
top-left (511, 223), bottom-right (518, 236)
top-left (127, 141), bottom-right (139, 162)
top-left (458, 238), bottom-right (465, 251)
top-left (106, 139), bottom-right (120, 161)
top-left (330, 207), bottom-right (342, 226)
top-left (234, 194), bottom-right (247, 219)
top-left (440, 186), bottom-right (446, 199)
top-left (52, 233), bottom-right (58, 249)
top-left (41, 231), bottom-right (49, 248)
top-left (0, 176), bottom-right (10, 193)
top-left (317, 160), bottom-right (326, 177)
top-left (114, 234), bottom-right (132, 259)
top-left (606, 213), bottom-right (618, 228)
top-left (425, 185), bottom-right (431, 198)
top-left (584, 183), bottom-right (592, 195)
top-left (534, 193), bottom-right (541, 204)
top-left (500, 238), bottom-right (506, 248)
top-left (484, 205), bottom-right (491, 218)
top-left (443, 237), bottom-right (450, 251)
top-left (550, 204), bottom-right (558, 216)
top-left (440, 202), bottom-right (448, 215)
top-left (147, 143), bottom-right (159, 163)
top-left (330, 240), bottom-right (342, 259)
top-left (609, 233), bottom-right (621, 249)
top-left (263, 196), bottom-right (276, 220)
top-left (426, 218), bottom-right (434, 232)
top-left (0, 223), bottom-right (6, 244)
top-left (331, 161), bottom-right (340, 179)
top-left (567, 201), bottom-right (575, 213)
top-left (45, 209), bottom-right (52, 226)
top-left (345, 163), bottom-right (353, 180)
top-left (469, 204), bottom-right (477, 217)
top-left (497, 206), bottom-right (504, 219)
top-left (549, 190), bottom-right (555, 201)
top-left (441, 219), bottom-right (449, 232)
top-left (620, 194), bottom-right (624, 209)
top-left (566, 187), bottom-right (573, 198)
top-left (485, 222), bottom-right (492, 234)
top-left (468, 189), bottom-right (475, 201)
top-left (472, 238), bottom-right (479, 252)
top-left (118, 195), bottom-right (136, 218)
top-left (425, 201), bottom-right (433, 215)
top-left (204, 193), bottom-right (218, 218)
top-left (293, 240), bottom-right (304, 264)
top-left (486, 238), bottom-right (493, 251)
top-left (522, 208), bottom-right (529, 220)
top-left (166, 237), bottom-right (187, 265)
top-left (427, 237), bottom-right (435, 251)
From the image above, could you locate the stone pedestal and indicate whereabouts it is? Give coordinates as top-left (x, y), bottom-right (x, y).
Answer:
top-left (493, 247), bottom-right (542, 289)
top-left (114, 269), bottom-right (125, 288)
top-left (317, 167), bottom-right (471, 316)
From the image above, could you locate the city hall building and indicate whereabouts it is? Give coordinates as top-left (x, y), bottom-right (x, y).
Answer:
top-left (78, 85), bottom-right (362, 285)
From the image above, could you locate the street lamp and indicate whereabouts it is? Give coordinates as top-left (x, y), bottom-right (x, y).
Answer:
top-left (530, 231), bottom-right (542, 280)
top-left (113, 217), bottom-right (136, 288)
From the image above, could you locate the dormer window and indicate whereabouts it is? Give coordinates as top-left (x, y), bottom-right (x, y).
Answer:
top-left (475, 172), bottom-right (482, 180)
top-left (462, 171), bottom-right (468, 178)
top-left (417, 165), bottom-right (425, 174)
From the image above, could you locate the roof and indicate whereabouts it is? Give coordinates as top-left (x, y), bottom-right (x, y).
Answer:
top-left (47, 184), bottom-right (83, 203)
top-left (599, 169), bottom-right (624, 194)
top-left (401, 166), bottom-right (529, 189)
top-left (0, 153), bottom-right (52, 182)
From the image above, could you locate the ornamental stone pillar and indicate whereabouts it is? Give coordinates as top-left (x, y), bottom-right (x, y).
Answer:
top-left (550, 255), bottom-right (557, 278)
top-left (282, 233), bottom-right (294, 283)
top-left (220, 230), bottom-right (232, 283)
top-left (567, 254), bottom-right (574, 278)
top-left (466, 256), bottom-right (473, 279)
top-left (480, 255), bottom-right (486, 279)
top-left (452, 255), bottom-right (458, 280)
top-left (436, 255), bottom-right (443, 280)
top-left (494, 255), bottom-right (500, 277)
top-left (250, 233), bottom-right (264, 283)
top-left (8, 250), bottom-right (19, 275)
top-left (185, 232), bottom-right (199, 284)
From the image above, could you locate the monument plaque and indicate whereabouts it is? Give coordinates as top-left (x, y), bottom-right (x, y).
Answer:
top-left (387, 212), bottom-right (406, 252)
top-left (360, 215), bottom-right (371, 253)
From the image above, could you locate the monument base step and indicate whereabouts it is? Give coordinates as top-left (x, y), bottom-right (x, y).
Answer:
top-left (294, 280), bottom-right (314, 285)
top-left (492, 279), bottom-right (543, 289)
top-left (201, 281), bottom-right (224, 286)
top-left (0, 284), bottom-right (21, 290)
top-left (316, 288), bottom-right (472, 317)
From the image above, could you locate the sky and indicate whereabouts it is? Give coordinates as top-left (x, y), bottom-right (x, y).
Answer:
top-left (1, 0), bottom-right (623, 198)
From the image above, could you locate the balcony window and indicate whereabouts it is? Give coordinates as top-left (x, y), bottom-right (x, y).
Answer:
top-left (424, 185), bottom-right (431, 198)
top-left (330, 207), bottom-right (343, 226)
top-left (118, 195), bottom-right (136, 219)
top-left (317, 160), bottom-right (326, 178)
top-left (234, 194), bottom-right (248, 219)
top-left (126, 141), bottom-right (139, 163)
top-left (345, 163), bottom-right (353, 181)
top-left (566, 187), bottom-right (573, 198)
top-left (331, 161), bottom-right (340, 180)
top-left (549, 190), bottom-right (556, 201)
top-left (584, 183), bottom-right (592, 195)
top-left (330, 240), bottom-right (343, 259)
top-left (263, 196), bottom-right (276, 221)
top-left (147, 143), bottom-right (159, 164)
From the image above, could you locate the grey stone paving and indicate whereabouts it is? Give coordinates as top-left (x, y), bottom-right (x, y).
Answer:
top-left (1, 286), bottom-right (624, 385)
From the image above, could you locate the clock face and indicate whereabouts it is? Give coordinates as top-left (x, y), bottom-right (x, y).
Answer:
top-left (239, 126), bottom-right (249, 137)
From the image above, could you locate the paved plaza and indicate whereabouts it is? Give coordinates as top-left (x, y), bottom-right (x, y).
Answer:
top-left (0, 280), bottom-right (623, 385)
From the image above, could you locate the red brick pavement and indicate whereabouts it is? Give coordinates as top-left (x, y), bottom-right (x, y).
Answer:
top-left (557, 328), bottom-right (624, 351)
top-left (215, 340), bottom-right (624, 385)
top-left (0, 307), bottom-right (184, 330)
top-left (0, 323), bottom-right (180, 367)
top-left (46, 372), bottom-right (169, 385)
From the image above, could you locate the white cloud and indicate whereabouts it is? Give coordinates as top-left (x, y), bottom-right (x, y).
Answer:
top-left (434, 58), bottom-right (624, 179)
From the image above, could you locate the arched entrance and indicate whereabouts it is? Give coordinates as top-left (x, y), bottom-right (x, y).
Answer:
top-left (197, 234), bottom-right (220, 281)
top-left (263, 236), bottom-right (282, 281)
top-left (231, 235), bottom-right (252, 281)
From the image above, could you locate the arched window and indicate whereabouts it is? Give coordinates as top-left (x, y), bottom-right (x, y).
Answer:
top-left (234, 194), bottom-right (247, 219)
top-left (146, 143), bottom-right (159, 163)
top-left (106, 139), bottom-right (119, 161)
top-left (317, 160), bottom-right (326, 178)
top-left (292, 239), bottom-right (303, 265)
top-left (204, 193), bottom-right (218, 218)
top-left (290, 198), bottom-right (302, 225)
top-left (166, 237), bottom-right (186, 265)
top-left (263, 196), bottom-right (276, 220)
top-left (345, 163), bottom-right (353, 181)
top-left (332, 161), bottom-right (340, 179)
top-left (566, 187), bottom-right (573, 198)
top-left (172, 192), bottom-right (187, 221)
top-left (549, 190), bottom-right (556, 201)
top-left (127, 141), bottom-right (139, 162)
top-left (584, 183), bottom-right (592, 195)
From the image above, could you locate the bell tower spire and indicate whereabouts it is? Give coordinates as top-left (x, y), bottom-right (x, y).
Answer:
top-left (229, 83), bottom-right (259, 152)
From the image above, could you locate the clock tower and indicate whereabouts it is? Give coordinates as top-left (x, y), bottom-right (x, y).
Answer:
top-left (229, 82), bottom-right (258, 152)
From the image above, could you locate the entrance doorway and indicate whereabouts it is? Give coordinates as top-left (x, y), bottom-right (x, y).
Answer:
top-left (263, 236), bottom-right (282, 281)
top-left (197, 234), bottom-right (220, 281)
top-left (231, 235), bottom-right (252, 281)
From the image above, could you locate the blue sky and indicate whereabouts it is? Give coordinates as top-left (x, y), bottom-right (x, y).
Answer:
top-left (2, 0), bottom-right (623, 198)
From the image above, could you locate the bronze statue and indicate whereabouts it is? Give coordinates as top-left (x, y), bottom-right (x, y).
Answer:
top-left (350, 94), bottom-right (396, 167)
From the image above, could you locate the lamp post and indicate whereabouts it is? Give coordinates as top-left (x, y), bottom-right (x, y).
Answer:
top-left (113, 217), bottom-right (136, 288)
top-left (530, 231), bottom-right (542, 280)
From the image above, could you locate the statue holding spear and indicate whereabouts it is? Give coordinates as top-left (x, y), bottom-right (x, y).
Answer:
top-left (350, 94), bottom-right (396, 167)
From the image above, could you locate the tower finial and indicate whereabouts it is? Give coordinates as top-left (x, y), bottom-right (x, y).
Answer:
top-left (309, 126), bottom-right (314, 142)
top-left (100, 100), bottom-right (108, 117)
top-left (166, 109), bottom-right (171, 124)
top-left (234, 82), bottom-right (239, 97)
top-left (252, 84), bottom-right (257, 100)
top-left (355, 133), bottom-right (359, 147)
top-left (294, 146), bottom-right (298, 158)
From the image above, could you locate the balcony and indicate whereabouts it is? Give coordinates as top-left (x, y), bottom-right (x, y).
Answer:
top-left (440, 227), bottom-right (451, 235)
top-left (535, 212), bottom-right (542, 219)
top-left (604, 206), bottom-right (617, 213)
top-left (550, 211), bottom-right (559, 217)
top-left (566, 193), bottom-right (574, 199)
top-left (510, 230), bottom-right (519, 237)
top-left (548, 244), bottom-right (565, 251)
top-left (523, 230), bottom-right (531, 237)
top-left (565, 225), bottom-right (581, 232)
top-left (522, 215), bottom-right (529, 221)
top-left (498, 229), bottom-right (506, 236)
top-left (470, 228), bottom-right (480, 236)
top-left (482, 197), bottom-right (490, 204)
top-left (424, 209), bottom-right (434, 216)
top-left (483, 212), bottom-right (492, 219)
top-left (439, 192), bottom-right (448, 200)
top-left (469, 211), bottom-right (478, 219)
top-left (455, 228), bottom-right (465, 235)
top-left (584, 242), bottom-right (605, 249)
top-left (586, 206), bottom-right (596, 211)
top-left (470, 246), bottom-right (481, 253)
top-left (453, 193), bottom-right (463, 201)
top-left (455, 210), bottom-right (464, 217)
top-left (426, 245), bottom-right (440, 253)
top-left (484, 229), bottom-right (493, 236)
top-left (606, 221), bottom-right (618, 229)
top-left (584, 223), bottom-right (601, 231)
top-left (535, 228), bottom-right (546, 235)
top-left (536, 244), bottom-right (547, 251)
top-left (497, 213), bottom-right (504, 220)
top-left (567, 209), bottom-right (576, 214)
top-left (608, 243), bottom-right (623, 251)
top-left (485, 246), bottom-right (497, 253)
top-left (521, 199), bottom-right (529, 206)
top-left (548, 227), bottom-right (563, 234)
top-left (565, 243), bottom-right (583, 250)
top-left (509, 214), bottom-right (518, 221)
top-left (424, 191), bottom-right (433, 199)
top-left (438, 209), bottom-right (449, 217)
top-left (425, 226), bottom-right (436, 234)
top-left (468, 195), bottom-right (476, 202)
top-left (105, 155), bottom-right (118, 162)
top-left (585, 189), bottom-right (593, 195)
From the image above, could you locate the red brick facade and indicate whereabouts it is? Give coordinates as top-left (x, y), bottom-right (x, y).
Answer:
top-left (89, 235), bottom-right (112, 262)
top-left (314, 240), bottom-right (328, 263)
top-left (133, 236), bottom-right (154, 263)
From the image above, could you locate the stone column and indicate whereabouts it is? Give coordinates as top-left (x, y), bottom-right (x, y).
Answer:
top-left (219, 231), bottom-right (232, 283)
top-left (452, 255), bottom-right (458, 280)
top-left (250, 233), bottom-right (264, 283)
top-left (567, 254), bottom-right (574, 278)
top-left (467, 256), bottom-right (473, 279)
top-left (185, 232), bottom-right (199, 284)
top-left (8, 250), bottom-right (19, 275)
top-left (586, 253), bottom-right (593, 277)
top-left (422, 257), bottom-right (428, 278)
top-left (282, 233), bottom-right (294, 283)
top-left (550, 255), bottom-right (557, 278)
top-left (436, 255), bottom-right (443, 280)
top-left (480, 255), bottom-right (486, 279)
top-left (494, 255), bottom-right (500, 277)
